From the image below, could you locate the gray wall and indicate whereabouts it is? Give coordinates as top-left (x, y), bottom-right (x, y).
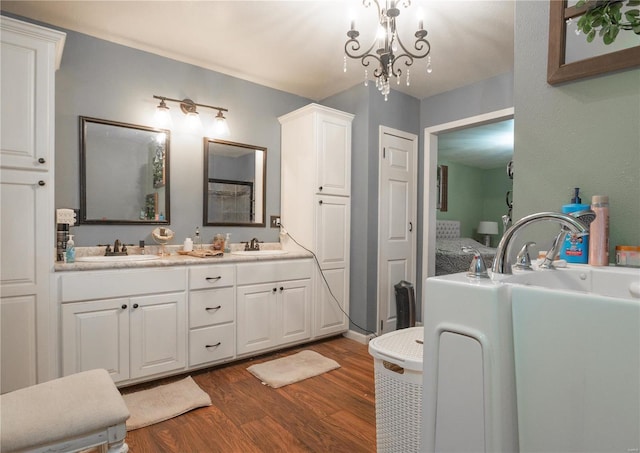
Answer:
top-left (54, 28), bottom-right (310, 247)
top-left (513, 1), bottom-right (640, 256)
top-left (323, 86), bottom-right (420, 334)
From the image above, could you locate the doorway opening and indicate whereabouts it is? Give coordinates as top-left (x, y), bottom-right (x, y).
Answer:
top-left (421, 108), bottom-right (514, 315)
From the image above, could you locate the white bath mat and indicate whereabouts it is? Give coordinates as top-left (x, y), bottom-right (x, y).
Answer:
top-left (247, 350), bottom-right (340, 388)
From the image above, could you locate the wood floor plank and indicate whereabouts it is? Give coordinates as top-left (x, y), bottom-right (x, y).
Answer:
top-left (122, 336), bottom-right (378, 452)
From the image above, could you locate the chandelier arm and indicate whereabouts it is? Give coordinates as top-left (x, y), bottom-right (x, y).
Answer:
top-left (344, 39), bottom-right (377, 60)
top-left (394, 33), bottom-right (431, 60)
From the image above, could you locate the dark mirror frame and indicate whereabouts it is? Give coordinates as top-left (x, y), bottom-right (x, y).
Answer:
top-left (79, 116), bottom-right (171, 225)
top-left (548, 0), bottom-right (640, 84)
top-left (203, 138), bottom-right (267, 227)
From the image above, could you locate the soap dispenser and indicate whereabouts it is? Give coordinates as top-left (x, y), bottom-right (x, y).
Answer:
top-left (560, 187), bottom-right (590, 264)
top-left (66, 234), bottom-right (76, 263)
top-left (224, 233), bottom-right (231, 253)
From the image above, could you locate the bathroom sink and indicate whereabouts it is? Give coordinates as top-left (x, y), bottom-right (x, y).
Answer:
top-left (231, 250), bottom-right (289, 256)
top-left (75, 254), bottom-right (161, 263)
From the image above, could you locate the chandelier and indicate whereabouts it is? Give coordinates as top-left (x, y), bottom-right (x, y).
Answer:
top-left (344, 0), bottom-right (432, 101)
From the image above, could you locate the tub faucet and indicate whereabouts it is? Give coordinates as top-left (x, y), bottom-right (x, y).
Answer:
top-left (492, 211), bottom-right (590, 275)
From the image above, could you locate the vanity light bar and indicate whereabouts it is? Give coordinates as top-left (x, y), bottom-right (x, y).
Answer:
top-left (152, 95), bottom-right (228, 115)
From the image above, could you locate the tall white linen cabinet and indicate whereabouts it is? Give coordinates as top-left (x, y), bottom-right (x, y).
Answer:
top-left (0, 16), bottom-right (65, 393)
top-left (279, 104), bottom-right (354, 338)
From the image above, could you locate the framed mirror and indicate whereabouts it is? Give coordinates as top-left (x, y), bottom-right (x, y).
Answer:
top-left (204, 139), bottom-right (266, 227)
top-left (80, 117), bottom-right (170, 224)
top-left (548, 0), bottom-right (640, 84)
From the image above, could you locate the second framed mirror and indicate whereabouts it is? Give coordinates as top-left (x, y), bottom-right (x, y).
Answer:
top-left (204, 138), bottom-right (266, 226)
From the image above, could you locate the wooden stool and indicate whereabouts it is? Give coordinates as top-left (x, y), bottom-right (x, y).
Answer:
top-left (0, 369), bottom-right (130, 453)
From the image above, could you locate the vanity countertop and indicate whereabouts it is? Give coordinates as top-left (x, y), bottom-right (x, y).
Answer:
top-left (55, 243), bottom-right (312, 272)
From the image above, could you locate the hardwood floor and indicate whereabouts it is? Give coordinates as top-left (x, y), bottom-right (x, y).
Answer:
top-left (121, 336), bottom-right (377, 452)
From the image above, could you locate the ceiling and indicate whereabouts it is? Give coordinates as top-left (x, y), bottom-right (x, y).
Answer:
top-left (0, 0), bottom-right (515, 101)
top-left (438, 119), bottom-right (514, 170)
top-left (2, 1), bottom-right (516, 165)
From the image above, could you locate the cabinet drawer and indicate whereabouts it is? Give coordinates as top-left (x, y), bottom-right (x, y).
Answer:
top-left (189, 287), bottom-right (234, 328)
top-left (236, 259), bottom-right (313, 285)
top-left (189, 324), bottom-right (235, 367)
top-left (189, 265), bottom-right (235, 290)
top-left (59, 268), bottom-right (186, 303)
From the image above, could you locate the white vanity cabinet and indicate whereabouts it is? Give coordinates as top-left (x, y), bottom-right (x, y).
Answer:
top-left (60, 268), bottom-right (187, 384)
top-left (0, 17), bottom-right (65, 393)
top-left (236, 260), bottom-right (312, 355)
top-left (188, 265), bottom-right (236, 367)
top-left (279, 104), bottom-right (353, 338)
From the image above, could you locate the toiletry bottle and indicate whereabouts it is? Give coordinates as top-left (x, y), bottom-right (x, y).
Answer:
top-left (183, 237), bottom-right (193, 252)
top-left (559, 188), bottom-right (590, 264)
top-left (66, 234), bottom-right (76, 263)
top-left (194, 227), bottom-right (201, 250)
top-left (224, 233), bottom-right (231, 253)
top-left (588, 195), bottom-right (609, 266)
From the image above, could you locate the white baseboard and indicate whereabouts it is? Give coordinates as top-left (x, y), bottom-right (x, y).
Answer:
top-left (343, 329), bottom-right (375, 344)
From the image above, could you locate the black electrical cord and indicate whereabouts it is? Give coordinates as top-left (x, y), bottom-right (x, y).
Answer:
top-left (279, 222), bottom-right (377, 339)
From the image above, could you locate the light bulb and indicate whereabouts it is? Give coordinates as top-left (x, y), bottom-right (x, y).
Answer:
top-left (154, 99), bottom-right (172, 127)
top-left (185, 111), bottom-right (201, 131)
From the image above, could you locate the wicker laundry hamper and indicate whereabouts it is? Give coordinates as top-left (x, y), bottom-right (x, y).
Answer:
top-left (368, 326), bottom-right (424, 453)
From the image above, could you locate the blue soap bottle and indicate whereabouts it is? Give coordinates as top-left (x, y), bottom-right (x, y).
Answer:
top-left (559, 188), bottom-right (590, 263)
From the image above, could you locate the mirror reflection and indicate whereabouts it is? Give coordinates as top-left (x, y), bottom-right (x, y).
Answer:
top-left (204, 139), bottom-right (266, 226)
top-left (80, 117), bottom-right (170, 224)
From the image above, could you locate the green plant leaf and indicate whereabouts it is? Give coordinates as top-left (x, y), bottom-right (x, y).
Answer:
top-left (587, 29), bottom-right (597, 41)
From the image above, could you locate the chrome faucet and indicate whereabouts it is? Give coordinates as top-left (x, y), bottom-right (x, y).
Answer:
top-left (492, 211), bottom-right (590, 275)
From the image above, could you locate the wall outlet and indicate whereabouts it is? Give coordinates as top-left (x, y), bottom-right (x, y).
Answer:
top-left (270, 215), bottom-right (281, 228)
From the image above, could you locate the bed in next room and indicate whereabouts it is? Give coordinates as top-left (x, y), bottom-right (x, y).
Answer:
top-left (435, 220), bottom-right (497, 276)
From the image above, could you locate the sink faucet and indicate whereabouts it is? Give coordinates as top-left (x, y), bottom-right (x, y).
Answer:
top-left (246, 237), bottom-right (261, 251)
top-left (492, 211), bottom-right (590, 275)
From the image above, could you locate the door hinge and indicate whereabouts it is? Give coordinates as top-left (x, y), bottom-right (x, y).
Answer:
top-left (383, 147), bottom-right (386, 159)
top-left (380, 320), bottom-right (383, 331)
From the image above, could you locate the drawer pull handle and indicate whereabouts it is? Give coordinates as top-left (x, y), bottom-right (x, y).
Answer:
top-left (205, 342), bottom-right (221, 349)
top-left (205, 305), bottom-right (222, 311)
top-left (205, 276), bottom-right (222, 282)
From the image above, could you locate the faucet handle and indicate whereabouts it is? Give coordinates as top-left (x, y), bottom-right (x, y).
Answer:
top-left (515, 241), bottom-right (536, 270)
top-left (462, 247), bottom-right (489, 278)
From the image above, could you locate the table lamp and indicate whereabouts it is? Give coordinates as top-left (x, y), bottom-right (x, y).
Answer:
top-left (478, 221), bottom-right (499, 247)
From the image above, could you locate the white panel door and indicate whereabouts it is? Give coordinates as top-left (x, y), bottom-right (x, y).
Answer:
top-left (61, 298), bottom-right (130, 383)
top-left (314, 267), bottom-right (348, 337)
top-left (1, 170), bottom-right (51, 391)
top-left (236, 283), bottom-right (277, 354)
top-left (129, 292), bottom-right (186, 379)
top-left (0, 24), bottom-right (58, 171)
top-left (316, 114), bottom-right (351, 197)
top-left (279, 279), bottom-right (311, 345)
top-left (378, 127), bottom-right (417, 334)
top-left (315, 195), bottom-right (350, 269)
top-left (1, 295), bottom-right (37, 393)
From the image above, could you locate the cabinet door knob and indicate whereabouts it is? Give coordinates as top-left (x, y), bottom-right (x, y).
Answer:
top-left (38, 180), bottom-right (45, 186)
top-left (319, 186), bottom-right (323, 191)
top-left (38, 158), bottom-right (46, 164)
top-left (132, 303), bottom-right (139, 309)
top-left (272, 287), bottom-right (277, 293)
top-left (121, 304), bottom-right (127, 309)
top-left (318, 200), bottom-right (323, 205)
top-left (279, 286), bottom-right (284, 292)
